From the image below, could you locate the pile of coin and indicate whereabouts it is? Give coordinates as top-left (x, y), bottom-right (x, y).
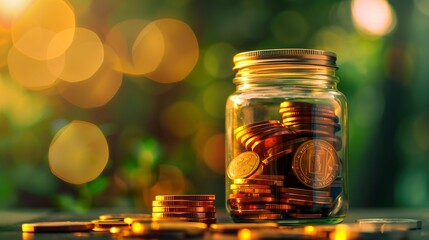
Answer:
top-left (152, 195), bottom-right (217, 225)
top-left (227, 101), bottom-right (343, 221)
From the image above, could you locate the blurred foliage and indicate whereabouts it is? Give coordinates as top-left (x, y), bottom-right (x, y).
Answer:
top-left (0, 0), bottom-right (429, 211)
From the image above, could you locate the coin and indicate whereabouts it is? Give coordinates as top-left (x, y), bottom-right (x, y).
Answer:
top-left (233, 213), bottom-right (283, 220)
top-left (231, 188), bottom-right (273, 194)
top-left (229, 193), bottom-right (275, 199)
top-left (152, 206), bottom-right (216, 213)
top-left (152, 212), bottom-right (216, 219)
top-left (250, 174), bottom-right (286, 181)
top-left (228, 196), bottom-right (277, 203)
top-left (230, 184), bottom-right (271, 190)
top-left (210, 222), bottom-right (278, 233)
top-left (292, 139), bottom-right (339, 189)
top-left (280, 193), bottom-right (332, 204)
top-left (280, 198), bottom-right (331, 206)
top-left (22, 221), bottom-right (94, 233)
top-left (152, 200), bottom-right (214, 207)
top-left (289, 213), bottom-right (323, 219)
top-left (277, 187), bottom-right (330, 197)
top-left (227, 151), bottom-right (262, 179)
top-left (99, 213), bottom-right (152, 221)
top-left (234, 178), bottom-right (284, 186)
top-left (155, 195), bottom-right (215, 201)
top-left (234, 120), bottom-right (281, 135)
top-left (356, 218), bottom-right (422, 230)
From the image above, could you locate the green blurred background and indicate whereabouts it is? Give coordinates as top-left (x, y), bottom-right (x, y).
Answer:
top-left (1, 0), bottom-right (428, 211)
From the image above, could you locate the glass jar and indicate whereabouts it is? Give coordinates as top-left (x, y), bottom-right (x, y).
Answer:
top-left (225, 49), bottom-right (348, 225)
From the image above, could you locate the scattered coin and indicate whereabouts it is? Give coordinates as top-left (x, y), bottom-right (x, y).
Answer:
top-left (22, 221), bottom-right (94, 233)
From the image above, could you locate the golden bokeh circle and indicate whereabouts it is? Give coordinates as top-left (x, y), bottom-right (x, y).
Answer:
top-left (48, 120), bottom-right (109, 185)
top-left (11, 0), bottom-right (75, 60)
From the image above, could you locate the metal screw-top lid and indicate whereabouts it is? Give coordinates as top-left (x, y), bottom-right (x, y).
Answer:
top-left (233, 48), bottom-right (337, 70)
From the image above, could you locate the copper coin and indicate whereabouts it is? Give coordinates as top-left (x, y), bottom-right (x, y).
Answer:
top-left (152, 200), bottom-right (214, 207)
top-left (280, 198), bottom-right (331, 206)
top-left (282, 116), bottom-right (337, 124)
top-left (289, 213), bottom-right (323, 219)
top-left (229, 193), bottom-right (275, 199)
top-left (265, 203), bottom-right (295, 211)
top-left (232, 213), bottom-right (283, 220)
top-left (234, 120), bottom-right (281, 135)
top-left (279, 110), bottom-right (338, 120)
top-left (230, 209), bottom-right (273, 215)
top-left (283, 119), bottom-right (340, 130)
top-left (231, 188), bottom-right (273, 194)
top-left (227, 151), bottom-right (262, 179)
top-left (155, 195), bottom-right (215, 201)
top-left (228, 197), bottom-right (277, 203)
top-left (230, 184), bottom-right (271, 190)
top-left (229, 203), bottom-right (272, 210)
top-left (249, 174), bottom-right (286, 181)
top-left (152, 212), bottom-right (216, 219)
top-left (245, 128), bottom-right (295, 151)
top-left (292, 139), bottom-right (339, 189)
top-left (236, 123), bottom-right (283, 143)
top-left (152, 206), bottom-right (216, 213)
top-left (280, 193), bottom-right (332, 203)
top-left (261, 145), bottom-right (294, 165)
top-left (277, 187), bottom-right (330, 197)
top-left (234, 178), bottom-right (284, 186)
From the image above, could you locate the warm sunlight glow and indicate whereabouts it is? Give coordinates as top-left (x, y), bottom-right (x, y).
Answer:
top-left (352, 0), bottom-right (396, 36)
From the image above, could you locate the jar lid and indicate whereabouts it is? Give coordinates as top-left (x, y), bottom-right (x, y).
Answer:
top-left (233, 48), bottom-right (337, 70)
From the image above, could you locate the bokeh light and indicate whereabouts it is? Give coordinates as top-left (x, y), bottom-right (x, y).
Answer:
top-left (48, 120), bottom-right (109, 185)
top-left (161, 101), bottom-right (201, 138)
top-left (0, 25), bottom-right (11, 68)
top-left (202, 134), bottom-right (225, 174)
top-left (144, 18), bottom-right (199, 83)
top-left (351, 0), bottom-right (396, 37)
top-left (0, 0), bottom-right (33, 27)
top-left (57, 44), bottom-right (122, 108)
top-left (144, 164), bottom-right (190, 207)
top-left (203, 42), bottom-right (235, 79)
top-left (11, 0), bottom-right (75, 60)
top-left (105, 18), bottom-right (154, 75)
top-left (48, 27), bottom-right (104, 83)
top-left (8, 45), bottom-right (60, 90)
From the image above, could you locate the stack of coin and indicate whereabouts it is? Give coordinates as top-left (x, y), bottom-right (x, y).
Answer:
top-left (152, 195), bottom-right (216, 225)
top-left (227, 101), bottom-right (342, 221)
top-left (280, 101), bottom-right (339, 136)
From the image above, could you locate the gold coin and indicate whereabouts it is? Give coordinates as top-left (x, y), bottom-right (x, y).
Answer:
top-left (152, 206), bottom-right (216, 213)
top-left (22, 221), bottom-right (94, 233)
top-left (234, 120), bottom-right (280, 135)
top-left (152, 212), bottom-right (216, 218)
top-left (227, 151), bottom-right (262, 179)
top-left (249, 174), bottom-right (286, 181)
top-left (152, 200), bottom-right (214, 207)
top-left (155, 195), bottom-right (215, 201)
top-left (231, 188), bottom-right (272, 194)
top-left (99, 213), bottom-right (151, 221)
top-left (233, 213), bottom-right (283, 220)
top-left (292, 139), bottom-right (339, 189)
top-left (280, 193), bottom-right (332, 204)
top-left (233, 178), bottom-right (284, 186)
top-left (210, 222), bottom-right (278, 233)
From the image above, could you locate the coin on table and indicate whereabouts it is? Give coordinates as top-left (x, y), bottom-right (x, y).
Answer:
top-left (210, 222), bottom-right (278, 233)
top-left (152, 206), bottom-right (216, 213)
top-left (292, 139), bottom-right (339, 189)
top-left (155, 195), bottom-right (215, 201)
top-left (152, 200), bottom-right (214, 207)
top-left (22, 221), bottom-right (94, 233)
top-left (152, 212), bottom-right (216, 219)
top-left (99, 213), bottom-right (152, 221)
top-left (227, 151), bottom-right (262, 179)
top-left (356, 218), bottom-right (422, 230)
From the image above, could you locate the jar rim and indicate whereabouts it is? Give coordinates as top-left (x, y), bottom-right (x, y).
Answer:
top-left (233, 48), bottom-right (337, 70)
